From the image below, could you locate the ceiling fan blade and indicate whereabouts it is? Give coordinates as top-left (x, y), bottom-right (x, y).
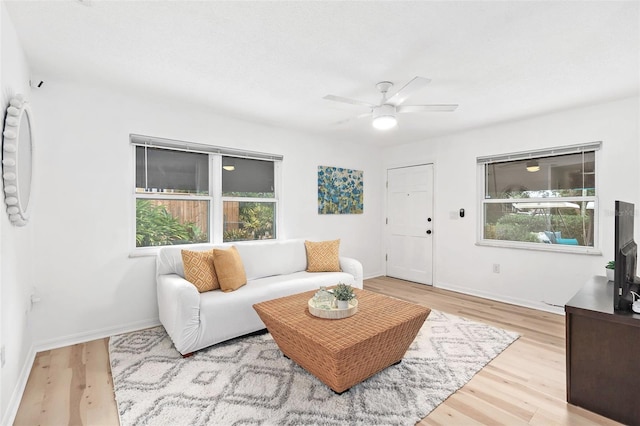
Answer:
top-left (323, 94), bottom-right (376, 108)
top-left (335, 112), bottom-right (372, 125)
top-left (386, 76), bottom-right (431, 106)
top-left (397, 104), bottom-right (458, 113)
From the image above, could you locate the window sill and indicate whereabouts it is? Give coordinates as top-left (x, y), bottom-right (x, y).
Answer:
top-left (476, 240), bottom-right (602, 255)
top-left (129, 243), bottom-right (209, 258)
top-left (129, 247), bottom-right (161, 258)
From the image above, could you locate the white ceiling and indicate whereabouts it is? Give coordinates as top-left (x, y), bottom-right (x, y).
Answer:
top-left (5, 0), bottom-right (639, 146)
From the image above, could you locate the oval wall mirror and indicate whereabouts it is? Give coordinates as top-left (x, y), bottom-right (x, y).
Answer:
top-left (2, 94), bottom-right (34, 226)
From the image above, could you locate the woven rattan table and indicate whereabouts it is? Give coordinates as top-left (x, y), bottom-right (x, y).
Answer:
top-left (253, 288), bottom-right (431, 393)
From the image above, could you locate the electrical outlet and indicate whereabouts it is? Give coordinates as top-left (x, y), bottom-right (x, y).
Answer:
top-left (493, 264), bottom-right (501, 274)
top-left (1, 345), bottom-right (6, 368)
top-left (30, 294), bottom-right (41, 310)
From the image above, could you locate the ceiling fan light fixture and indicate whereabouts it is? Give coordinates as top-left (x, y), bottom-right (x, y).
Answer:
top-left (372, 116), bottom-right (397, 130)
top-left (372, 104), bottom-right (397, 130)
top-left (526, 160), bottom-right (540, 172)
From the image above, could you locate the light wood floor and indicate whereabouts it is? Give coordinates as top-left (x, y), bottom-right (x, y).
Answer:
top-left (14, 276), bottom-right (620, 426)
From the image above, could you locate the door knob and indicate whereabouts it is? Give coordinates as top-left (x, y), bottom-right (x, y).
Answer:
top-left (426, 230), bottom-right (432, 235)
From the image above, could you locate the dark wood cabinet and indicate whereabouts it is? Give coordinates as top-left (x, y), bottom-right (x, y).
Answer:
top-left (565, 276), bottom-right (640, 426)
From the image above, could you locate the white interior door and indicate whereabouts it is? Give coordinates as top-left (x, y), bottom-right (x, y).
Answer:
top-left (385, 164), bottom-right (434, 285)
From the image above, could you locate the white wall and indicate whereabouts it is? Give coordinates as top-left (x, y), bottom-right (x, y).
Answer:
top-left (0, 2), bottom-right (35, 424)
top-left (383, 97), bottom-right (639, 313)
top-left (27, 79), bottom-right (383, 349)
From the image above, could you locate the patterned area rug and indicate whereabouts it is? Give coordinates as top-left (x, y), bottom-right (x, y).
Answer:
top-left (109, 310), bottom-right (519, 426)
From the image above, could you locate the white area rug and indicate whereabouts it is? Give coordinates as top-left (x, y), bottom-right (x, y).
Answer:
top-left (109, 310), bottom-right (519, 425)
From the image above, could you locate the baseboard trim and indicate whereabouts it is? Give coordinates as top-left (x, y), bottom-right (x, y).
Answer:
top-left (34, 318), bottom-right (162, 352)
top-left (358, 275), bottom-right (564, 314)
top-left (2, 344), bottom-right (36, 426)
top-left (363, 271), bottom-right (384, 281)
top-left (435, 281), bottom-right (565, 315)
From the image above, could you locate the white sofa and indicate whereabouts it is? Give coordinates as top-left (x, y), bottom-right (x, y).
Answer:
top-left (156, 239), bottom-right (363, 355)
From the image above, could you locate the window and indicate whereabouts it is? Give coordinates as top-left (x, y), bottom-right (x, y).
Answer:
top-left (135, 147), bottom-right (211, 247)
top-left (478, 142), bottom-right (600, 251)
top-left (133, 135), bottom-right (281, 248)
top-left (222, 156), bottom-right (276, 242)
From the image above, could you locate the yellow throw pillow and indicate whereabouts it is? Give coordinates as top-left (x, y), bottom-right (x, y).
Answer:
top-left (305, 239), bottom-right (342, 272)
top-left (181, 249), bottom-right (219, 293)
top-left (213, 246), bottom-right (247, 292)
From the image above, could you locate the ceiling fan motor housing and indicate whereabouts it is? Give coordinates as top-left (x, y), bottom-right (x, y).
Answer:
top-left (372, 104), bottom-right (397, 129)
top-left (373, 104), bottom-right (396, 120)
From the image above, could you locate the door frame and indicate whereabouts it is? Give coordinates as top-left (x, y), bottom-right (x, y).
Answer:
top-left (384, 161), bottom-right (436, 285)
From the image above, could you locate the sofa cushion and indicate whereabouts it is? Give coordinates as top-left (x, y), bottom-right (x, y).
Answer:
top-left (305, 239), bottom-right (341, 272)
top-left (157, 240), bottom-right (308, 281)
top-left (157, 243), bottom-right (231, 277)
top-left (181, 249), bottom-right (219, 292)
top-left (234, 239), bottom-right (307, 280)
top-left (213, 246), bottom-right (247, 292)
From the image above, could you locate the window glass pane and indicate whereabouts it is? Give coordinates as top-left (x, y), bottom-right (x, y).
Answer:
top-left (223, 201), bottom-right (275, 242)
top-left (136, 147), bottom-right (208, 194)
top-left (222, 157), bottom-right (274, 197)
top-left (484, 201), bottom-right (594, 247)
top-left (136, 199), bottom-right (209, 247)
top-left (485, 152), bottom-right (595, 199)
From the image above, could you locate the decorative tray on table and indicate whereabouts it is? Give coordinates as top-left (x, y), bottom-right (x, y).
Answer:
top-left (308, 298), bottom-right (358, 319)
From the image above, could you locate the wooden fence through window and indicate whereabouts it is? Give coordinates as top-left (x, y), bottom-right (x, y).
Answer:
top-left (147, 199), bottom-right (241, 232)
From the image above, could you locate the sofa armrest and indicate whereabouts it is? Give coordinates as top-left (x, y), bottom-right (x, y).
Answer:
top-left (340, 257), bottom-right (364, 288)
top-left (157, 273), bottom-right (200, 354)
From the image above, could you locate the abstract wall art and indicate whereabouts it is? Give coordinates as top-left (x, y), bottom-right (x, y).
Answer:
top-left (317, 165), bottom-right (363, 214)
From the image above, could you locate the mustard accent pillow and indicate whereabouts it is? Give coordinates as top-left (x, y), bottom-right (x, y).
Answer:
top-left (181, 249), bottom-right (219, 292)
top-left (213, 246), bottom-right (247, 292)
top-left (305, 239), bottom-right (342, 272)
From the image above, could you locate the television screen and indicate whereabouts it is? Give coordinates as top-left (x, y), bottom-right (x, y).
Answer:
top-left (614, 201), bottom-right (639, 311)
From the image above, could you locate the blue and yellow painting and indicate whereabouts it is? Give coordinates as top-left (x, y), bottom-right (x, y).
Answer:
top-left (317, 166), bottom-right (363, 214)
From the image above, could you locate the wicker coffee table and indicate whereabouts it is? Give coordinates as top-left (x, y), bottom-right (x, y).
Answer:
top-left (253, 288), bottom-right (431, 393)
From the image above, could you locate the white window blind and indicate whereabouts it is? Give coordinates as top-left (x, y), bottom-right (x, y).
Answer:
top-left (130, 134), bottom-right (283, 161)
top-left (477, 141), bottom-right (601, 165)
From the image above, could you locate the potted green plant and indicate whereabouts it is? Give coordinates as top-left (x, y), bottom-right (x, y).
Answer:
top-left (606, 261), bottom-right (615, 281)
top-left (333, 283), bottom-right (355, 309)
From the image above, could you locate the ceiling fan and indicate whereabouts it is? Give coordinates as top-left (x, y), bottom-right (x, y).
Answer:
top-left (323, 76), bottom-right (458, 130)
